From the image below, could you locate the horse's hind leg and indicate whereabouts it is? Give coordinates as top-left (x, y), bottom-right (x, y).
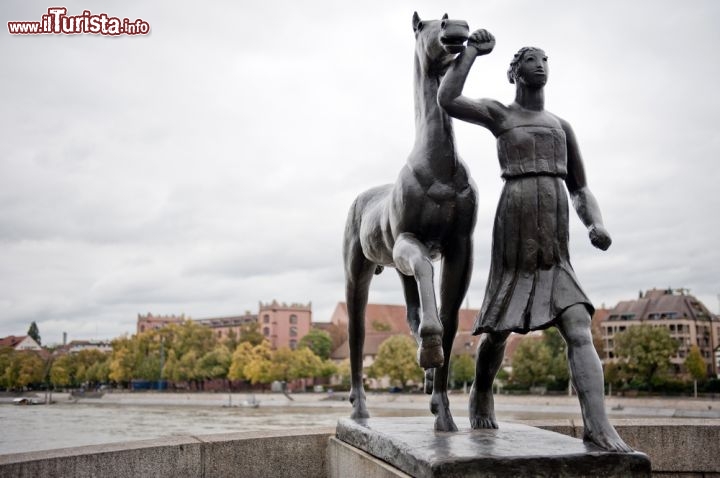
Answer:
top-left (392, 233), bottom-right (443, 369)
top-left (345, 236), bottom-right (375, 419)
top-left (398, 271), bottom-right (434, 394)
top-left (431, 236), bottom-right (473, 432)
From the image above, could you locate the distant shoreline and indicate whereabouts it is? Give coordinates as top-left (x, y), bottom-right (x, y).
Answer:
top-left (3, 390), bottom-right (719, 419)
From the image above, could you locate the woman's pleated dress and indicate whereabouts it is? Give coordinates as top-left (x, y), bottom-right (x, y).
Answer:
top-left (474, 124), bottom-right (594, 335)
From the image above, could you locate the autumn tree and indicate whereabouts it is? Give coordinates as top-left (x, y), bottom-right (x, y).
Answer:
top-left (228, 342), bottom-right (255, 381)
top-left (162, 349), bottom-right (182, 382)
top-left (0, 347), bottom-right (14, 389)
top-left (109, 336), bottom-right (137, 385)
top-left (178, 350), bottom-right (201, 387)
top-left (685, 345), bottom-right (707, 381)
top-left (613, 325), bottom-right (678, 389)
top-left (50, 355), bottom-right (73, 387)
top-left (368, 335), bottom-right (423, 388)
top-left (298, 329), bottom-right (333, 360)
top-left (243, 342), bottom-right (274, 385)
top-left (4, 351), bottom-right (44, 389)
top-left (335, 358), bottom-right (351, 387)
top-left (317, 359), bottom-right (338, 380)
top-left (268, 347), bottom-right (294, 383)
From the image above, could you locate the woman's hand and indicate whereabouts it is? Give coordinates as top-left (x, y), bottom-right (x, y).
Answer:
top-left (467, 29), bottom-right (495, 56)
top-left (589, 224), bottom-right (612, 251)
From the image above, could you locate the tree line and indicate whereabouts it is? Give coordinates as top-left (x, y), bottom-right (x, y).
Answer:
top-left (0, 321), bottom-right (338, 391)
top-left (2, 321), bottom-right (715, 394)
top-left (507, 325), bottom-right (715, 393)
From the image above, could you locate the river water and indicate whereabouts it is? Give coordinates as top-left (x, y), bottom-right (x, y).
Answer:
top-left (1, 402), bottom-right (358, 454)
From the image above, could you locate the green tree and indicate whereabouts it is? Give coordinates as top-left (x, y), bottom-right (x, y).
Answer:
top-left (368, 335), bottom-right (423, 388)
top-left (177, 350), bottom-right (201, 385)
top-left (450, 354), bottom-right (474, 389)
top-left (685, 345), bottom-right (707, 381)
top-left (85, 357), bottom-right (110, 386)
top-left (298, 329), bottom-right (333, 360)
top-left (74, 350), bottom-right (110, 384)
top-left (238, 322), bottom-right (266, 347)
top-left (196, 345), bottom-right (232, 381)
top-left (603, 361), bottom-right (628, 390)
top-left (223, 329), bottom-right (240, 351)
top-left (510, 338), bottom-right (552, 388)
top-left (27, 322), bottom-right (41, 345)
top-left (543, 328), bottom-right (570, 388)
top-left (613, 325), bottom-right (678, 389)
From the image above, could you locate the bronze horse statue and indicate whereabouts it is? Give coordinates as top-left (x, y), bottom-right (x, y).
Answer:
top-left (343, 12), bottom-right (474, 431)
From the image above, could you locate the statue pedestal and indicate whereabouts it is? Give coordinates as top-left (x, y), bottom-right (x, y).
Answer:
top-left (331, 417), bottom-right (650, 478)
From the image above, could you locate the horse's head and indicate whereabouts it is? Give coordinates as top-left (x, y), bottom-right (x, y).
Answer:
top-left (412, 12), bottom-right (469, 76)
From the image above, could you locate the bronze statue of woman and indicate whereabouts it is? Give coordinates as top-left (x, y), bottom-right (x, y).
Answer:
top-left (438, 29), bottom-right (632, 453)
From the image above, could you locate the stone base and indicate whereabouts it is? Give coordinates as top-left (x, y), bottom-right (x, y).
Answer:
top-left (334, 417), bottom-right (651, 478)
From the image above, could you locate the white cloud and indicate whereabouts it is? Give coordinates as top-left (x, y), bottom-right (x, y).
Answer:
top-left (1, 0), bottom-right (719, 344)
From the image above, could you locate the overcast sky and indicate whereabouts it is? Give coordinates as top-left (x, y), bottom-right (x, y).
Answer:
top-left (2, 0), bottom-right (719, 344)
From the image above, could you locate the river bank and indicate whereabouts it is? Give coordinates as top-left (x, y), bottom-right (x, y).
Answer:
top-left (6, 390), bottom-right (717, 418)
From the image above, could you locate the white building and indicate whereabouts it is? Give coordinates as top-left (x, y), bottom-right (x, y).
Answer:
top-left (0, 335), bottom-right (42, 351)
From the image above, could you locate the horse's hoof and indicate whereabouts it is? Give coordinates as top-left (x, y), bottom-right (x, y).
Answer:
top-left (417, 335), bottom-right (444, 369)
top-left (435, 415), bottom-right (458, 432)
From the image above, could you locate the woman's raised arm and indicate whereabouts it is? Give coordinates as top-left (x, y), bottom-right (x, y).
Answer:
top-left (438, 29), bottom-right (504, 133)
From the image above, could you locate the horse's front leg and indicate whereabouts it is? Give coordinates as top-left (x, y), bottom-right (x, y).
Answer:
top-left (392, 233), bottom-right (443, 369)
top-left (431, 236), bottom-right (473, 432)
top-left (398, 271), bottom-right (434, 394)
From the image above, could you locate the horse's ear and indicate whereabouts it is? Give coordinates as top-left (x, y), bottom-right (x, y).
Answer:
top-left (442, 13), bottom-right (449, 20)
top-left (412, 11), bottom-right (423, 32)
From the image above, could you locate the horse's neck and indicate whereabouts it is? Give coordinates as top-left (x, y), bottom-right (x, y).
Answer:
top-left (411, 55), bottom-right (457, 181)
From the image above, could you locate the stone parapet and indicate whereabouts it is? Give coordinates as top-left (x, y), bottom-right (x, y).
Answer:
top-left (0, 428), bottom-right (333, 478)
top-left (1, 421), bottom-right (718, 477)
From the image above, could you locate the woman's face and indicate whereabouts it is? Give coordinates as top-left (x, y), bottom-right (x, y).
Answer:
top-left (516, 49), bottom-right (548, 88)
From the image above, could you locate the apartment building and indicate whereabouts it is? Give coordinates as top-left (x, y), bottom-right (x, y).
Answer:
top-left (600, 288), bottom-right (718, 376)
